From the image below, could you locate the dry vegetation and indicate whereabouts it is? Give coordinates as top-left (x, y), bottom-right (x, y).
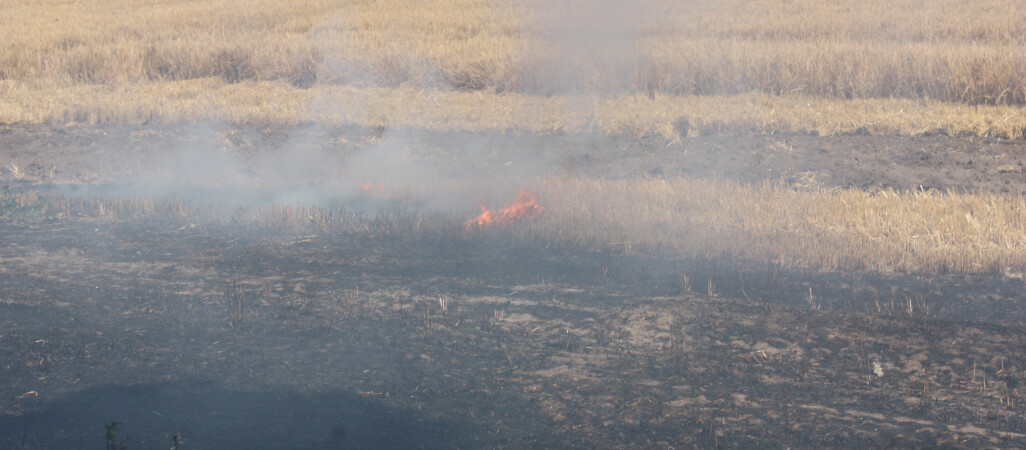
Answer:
top-left (1, 0), bottom-right (1025, 137)
top-left (3, 0), bottom-right (1026, 277)
top-left (8, 177), bottom-right (1026, 276)
top-left (3, 82), bottom-right (1025, 138)
top-left (536, 178), bottom-right (1026, 275)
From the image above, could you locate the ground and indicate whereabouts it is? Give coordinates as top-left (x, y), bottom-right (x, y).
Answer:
top-left (4, 124), bottom-right (1026, 192)
top-left (1, 124), bottom-right (1025, 448)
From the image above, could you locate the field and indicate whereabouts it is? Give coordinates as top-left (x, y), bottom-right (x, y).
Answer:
top-left (2, 0), bottom-right (1026, 448)
top-left (3, 0), bottom-right (1026, 137)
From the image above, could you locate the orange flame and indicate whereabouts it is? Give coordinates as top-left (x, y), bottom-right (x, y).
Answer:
top-left (359, 181), bottom-right (383, 192)
top-left (467, 191), bottom-right (541, 228)
top-left (469, 207), bottom-right (494, 226)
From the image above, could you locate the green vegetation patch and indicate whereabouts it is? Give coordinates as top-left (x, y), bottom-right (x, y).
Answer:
top-left (0, 186), bottom-right (52, 220)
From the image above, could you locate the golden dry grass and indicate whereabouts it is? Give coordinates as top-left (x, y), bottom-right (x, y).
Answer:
top-left (532, 178), bottom-right (1026, 275)
top-left (1, 0), bottom-right (1025, 135)
top-left (11, 177), bottom-right (1026, 276)
top-left (3, 82), bottom-right (1025, 139)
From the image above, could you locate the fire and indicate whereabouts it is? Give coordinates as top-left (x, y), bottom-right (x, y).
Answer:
top-left (469, 207), bottom-right (494, 226)
top-left (467, 190), bottom-right (541, 228)
top-left (359, 181), bottom-right (383, 193)
top-left (497, 191), bottom-right (540, 223)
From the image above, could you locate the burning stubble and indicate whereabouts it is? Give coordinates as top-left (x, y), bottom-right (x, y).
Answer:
top-left (4, 1), bottom-right (1026, 447)
top-left (466, 190), bottom-right (542, 229)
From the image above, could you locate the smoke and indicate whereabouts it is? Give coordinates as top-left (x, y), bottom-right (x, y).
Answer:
top-left (54, 1), bottom-right (656, 216)
top-left (56, 122), bottom-right (565, 220)
top-left (526, 0), bottom-right (654, 95)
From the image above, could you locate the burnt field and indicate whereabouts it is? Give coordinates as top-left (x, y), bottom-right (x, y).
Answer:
top-left (2, 124), bottom-right (1026, 448)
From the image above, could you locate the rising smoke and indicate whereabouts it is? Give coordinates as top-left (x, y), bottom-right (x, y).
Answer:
top-left (59, 0), bottom-right (658, 216)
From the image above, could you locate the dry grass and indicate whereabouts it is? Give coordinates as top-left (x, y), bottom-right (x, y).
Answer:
top-left (4, 0), bottom-right (1026, 276)
top-left (530, 178), bottom-right (1026, 275)
top-left (1, 0), bottom-right (1025, 135)
top-left (3, 82), bottom-right (1024, 139)
top-left (10, 177), bottom-right (1026, 276)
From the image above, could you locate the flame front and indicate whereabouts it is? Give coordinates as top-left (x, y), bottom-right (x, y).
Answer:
top-left (469, 206), bottom-right (494, 226)
top-left (497, 191), bottom-right (539, 224)
top-left (467, 190), bottom-right (540, 228)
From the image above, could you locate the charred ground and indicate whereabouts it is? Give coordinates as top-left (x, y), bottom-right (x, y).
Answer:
top-left (1, 124), bottom-right (1025, 448)
top-left (4, 123), bottom-right (1026, 193)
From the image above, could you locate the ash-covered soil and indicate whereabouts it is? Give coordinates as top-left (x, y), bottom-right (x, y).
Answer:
top-left (4, 123), bottom-right (1026, 193)
top-left (1, 124), bottom-right (1025, 448)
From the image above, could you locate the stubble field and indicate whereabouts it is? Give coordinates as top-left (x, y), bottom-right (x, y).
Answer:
top-left (1, 0), bottom-right (1025, 448)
